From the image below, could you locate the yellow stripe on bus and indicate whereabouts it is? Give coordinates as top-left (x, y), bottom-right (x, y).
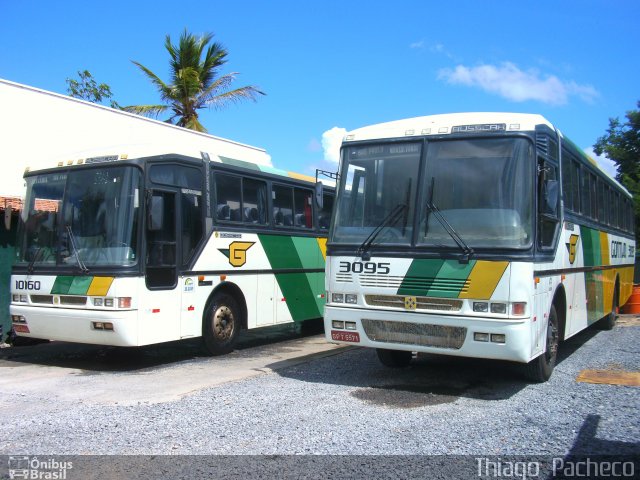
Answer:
top-left (599, 232), bottom-right (610, 266)
top-left (458, 261), bottom-right (509, 300)
top-left (602, 269), bottom-right (616, 313)
top-left (87, 277), bottom-right (114, 296)
top-left (287, 171), bottom-right (317, 183)
top-left (316, 237), bottom-right (327, 261)
top-left (620, 266), bottom-right (635, 304)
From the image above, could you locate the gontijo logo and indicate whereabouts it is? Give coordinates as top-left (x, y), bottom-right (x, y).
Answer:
top-left (218, 242), bottom-right (255, 267)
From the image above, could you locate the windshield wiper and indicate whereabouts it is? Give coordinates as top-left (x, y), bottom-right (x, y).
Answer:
top-left (66, 225), bottom-right (89, 274)
top-left (424, 177), bottom-right (474, 264)
top-left (357, 203), bottom-right (408, 261)
top-left (27, 247), bottom-right (45, 274)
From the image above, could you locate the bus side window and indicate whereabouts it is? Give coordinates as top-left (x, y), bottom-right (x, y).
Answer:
top-left (318, 193), bottom-right (334, 230)
top-left (294, 188), bottom-right (313, 228)
top-left (538, 160), bottom-right (560, 249)
top-left (181, 191), bottom-right (203, 266)
top-left (273, 185), bottom-right (294, 227)
top-left (214, 174), bottom-right (241, 222)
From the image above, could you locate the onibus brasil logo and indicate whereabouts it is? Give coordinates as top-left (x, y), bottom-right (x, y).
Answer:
top-left (8, 456), bottom-right (73, 479)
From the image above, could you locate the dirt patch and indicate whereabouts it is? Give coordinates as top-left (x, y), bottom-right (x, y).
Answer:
top-left (616, 315), bottom-right (640, 327)
top-left (576, 368), bottom-right (640, 387)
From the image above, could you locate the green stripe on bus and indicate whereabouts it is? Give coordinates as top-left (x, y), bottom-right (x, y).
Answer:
top-left (580, 226), bottom-right (601, 267)
top-left (258, 235), bottom-right (303, 269)
top-left (397, 259), bottom-right (446, 296)
top-left (426, 260), bottom-right (475, 298)
top-left (219, 156), bottom-right (261, 171)
top-left (274, 272), bottom-right (322, 320)
top-left (51, 276), bottom-right (95, 295)
top-left (51, 276), bottom-right (74, 294)
top-left (305, 271), bottom-right (325, 313)
top-left (291, 237), bottom-right (324, 269)
top-left (68, 276), bottom-right (93, 295)
top-left (258, 234), bottom-right (323, 321)
top-left (580, 226), bottom-right (607, 323)
top-left (585, 271), bottom-right (605, 323)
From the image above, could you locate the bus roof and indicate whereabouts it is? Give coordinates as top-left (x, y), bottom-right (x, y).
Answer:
top-left (343, 112), bottom-right (628, 195)
top-left (24, 150), bottom-right (322, 187)
top-left (343, 112), bottom-right (554, 142)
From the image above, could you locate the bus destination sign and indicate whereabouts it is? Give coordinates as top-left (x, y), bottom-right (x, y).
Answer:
top-left (452, 123), bottom-right (506, 133)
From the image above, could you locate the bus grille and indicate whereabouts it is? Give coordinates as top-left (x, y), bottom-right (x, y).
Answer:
top-left (335, 273), bottom-right (353, 283)
top-left (60, 296), bottom-right (87, 306)
top-left (360, 274), bottom-right (469, 294)
top-left (362, 319), bottom-right (466, 349)
top-left (365, 295), bottom-right (462, 312)
top-left (30, 295), bottom-right (53, 304)
top-left (360, 275), bottom-right (404, 288)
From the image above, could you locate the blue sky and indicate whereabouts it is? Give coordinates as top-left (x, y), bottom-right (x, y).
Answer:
top-left (1, 0), bottom-right (638, 178)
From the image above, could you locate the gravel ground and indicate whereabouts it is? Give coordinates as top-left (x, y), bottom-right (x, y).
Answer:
top-left (0, 320), bottom-right (638, 460)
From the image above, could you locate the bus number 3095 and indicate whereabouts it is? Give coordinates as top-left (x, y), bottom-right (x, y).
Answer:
top-left (338, 261), bottom-right (390, 274)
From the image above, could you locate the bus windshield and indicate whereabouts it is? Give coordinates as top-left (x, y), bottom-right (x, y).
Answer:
top-left (332, 142), bottom-right (422, 246)
top-left (419, 138), bottom-right (533, 249)
top-left (331, 137), bottom-right (534, 250)
top-left (16, 166), bottom-right (142, 269)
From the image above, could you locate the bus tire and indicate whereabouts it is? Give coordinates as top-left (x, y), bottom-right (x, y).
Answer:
top-left (598, 285), bottom-right (618, 331)
top-left (376, 348), bottom-right (412, 368)
top-left (524, 304), bottom-right (559, 383)
top-left (202, 293), bottom-right (241, 356)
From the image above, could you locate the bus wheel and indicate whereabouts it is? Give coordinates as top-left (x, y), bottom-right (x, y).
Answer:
top-left (524, 305), bottom-right (559, 383)
top-left (598, 286), bottom-right (618, 330)
top-left (202, 293), bottom-right (241, 356)
top-left (376, 348), bottom-right (412, 368)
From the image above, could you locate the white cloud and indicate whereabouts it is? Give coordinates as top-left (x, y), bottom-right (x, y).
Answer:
top-left (584, 147), bottom-right (618, 180)
top-left (410, 40), bottom-right (425, 49)
top-left (438, 62), bottom-right (599, 105)
top-left (321, 127), bottom-right (347, 163)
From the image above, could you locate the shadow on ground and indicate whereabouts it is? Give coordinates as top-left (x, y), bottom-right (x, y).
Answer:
top-left (275, 322), bottom-right (608, 409)
top-left (0, 318), bottom-right (325, 373)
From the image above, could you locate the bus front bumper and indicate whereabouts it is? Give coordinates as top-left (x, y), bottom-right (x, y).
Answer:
top-left (10, 305), bottom-right (140, 346)
top-left (324, 305), bottom-right (534, 363)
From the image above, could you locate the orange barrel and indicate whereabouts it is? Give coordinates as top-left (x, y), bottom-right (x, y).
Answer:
top-left (621, 285), bottom-right (640, 314)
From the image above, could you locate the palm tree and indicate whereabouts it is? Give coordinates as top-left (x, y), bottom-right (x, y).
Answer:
top-left (123, 30), bottom-right (264, 132)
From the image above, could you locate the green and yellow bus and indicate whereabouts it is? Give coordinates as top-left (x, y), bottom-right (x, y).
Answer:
top-left (11, 143), bottom-right (333, 355)
top-left (324, 112), bottom-right (634, 381)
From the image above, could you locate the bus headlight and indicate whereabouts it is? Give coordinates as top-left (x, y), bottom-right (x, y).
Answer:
top-left (473, 302), bottom-right (488, 313)
top-left (331, 293), bottom-right (344, 303)
top-left (345, 294), bottom-right (357, 304)
top-left (490, 303), bottom-right (507, 314)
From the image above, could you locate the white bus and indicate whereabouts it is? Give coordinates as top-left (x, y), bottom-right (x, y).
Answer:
top-left (324, 113), bottom-right (635, 381)
top-left (11, 147), bottom-right (334, 355)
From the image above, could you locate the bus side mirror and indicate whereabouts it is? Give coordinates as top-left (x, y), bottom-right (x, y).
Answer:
top-left (315, 182), bottom-right (324, 209)
top-left (148, 195), bottom-right (164, 231)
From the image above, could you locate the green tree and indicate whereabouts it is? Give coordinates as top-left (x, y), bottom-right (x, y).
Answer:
top-left (594, 101), bottom-right (640, 234)
top-left (66, 70), bottom-right (120, 109)
top-left (123, 30), bottom-right (264, 132)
